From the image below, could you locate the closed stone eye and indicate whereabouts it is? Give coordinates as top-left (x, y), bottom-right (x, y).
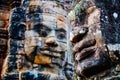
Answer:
top-left (57, 32), bottom-right (66, 39)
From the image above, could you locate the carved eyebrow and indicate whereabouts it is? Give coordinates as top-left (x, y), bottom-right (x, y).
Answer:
top-left (55, 28), bottom-right (66, 32)
top-left (33, 23), bottom-right (50, 30)
top-left (33, 23), bottom-right (42, 31)
top-left (33, 23), bottom-right (43, 33)
top-left (42, 24), bottom-right (51, 30)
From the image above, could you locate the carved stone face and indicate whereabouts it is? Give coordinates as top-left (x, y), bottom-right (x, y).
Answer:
top-left (22, 1), bottom-right (74, 80)
top-left (25, 22), bottom-right (67, 65)
top-left (70, 0), bottom-right (112, 78)
top-left (24, 1), bottom-right (68, 78)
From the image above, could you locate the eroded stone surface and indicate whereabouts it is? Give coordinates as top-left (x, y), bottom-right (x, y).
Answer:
top-left (1, 0), bottom-right (120, 80)
top-left (1, 0), bottom-right (73, 80)
top-left (70, 0), bottom-right (120, 79)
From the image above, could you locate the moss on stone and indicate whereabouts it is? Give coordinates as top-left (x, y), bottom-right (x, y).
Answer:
top-left (74, 0), bottom-right (88, 24)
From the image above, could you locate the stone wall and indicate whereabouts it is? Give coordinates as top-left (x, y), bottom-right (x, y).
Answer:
top-left (0, 0), bottom-right (120, 80)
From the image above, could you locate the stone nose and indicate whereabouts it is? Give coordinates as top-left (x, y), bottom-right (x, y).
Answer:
top-left (45, 37), bottom-right (58, 47)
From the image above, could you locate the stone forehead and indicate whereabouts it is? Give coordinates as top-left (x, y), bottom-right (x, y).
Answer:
top-left (26, 1), bottom-right (68, 30)
top-left (29, 0), bottom-right (73, 6)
